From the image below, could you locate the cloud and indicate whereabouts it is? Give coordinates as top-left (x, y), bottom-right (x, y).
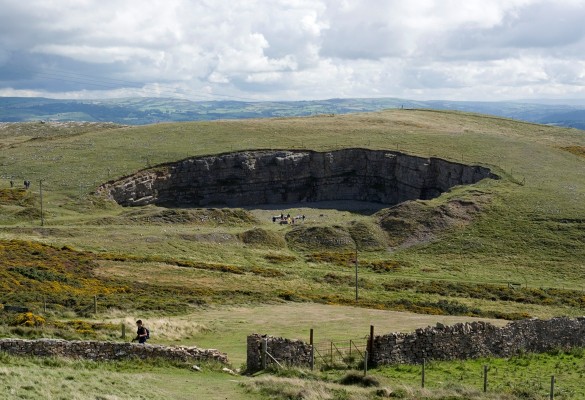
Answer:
top-left (1, 0), bottom-right (585, 101)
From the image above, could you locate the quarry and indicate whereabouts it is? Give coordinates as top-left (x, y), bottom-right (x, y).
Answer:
top-left (98, 148), bottom-right (497, 208)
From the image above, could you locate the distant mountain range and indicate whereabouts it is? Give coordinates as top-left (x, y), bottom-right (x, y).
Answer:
top-left (1, 96), bottom-right (585, 129)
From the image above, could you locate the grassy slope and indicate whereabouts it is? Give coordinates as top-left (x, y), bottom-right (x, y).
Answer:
top-left (1, 110), bottom-right (585, 399)
top-left (1, 110), bottom-right (584, 308)
top-left (0, 354), bottom-right (253, 400)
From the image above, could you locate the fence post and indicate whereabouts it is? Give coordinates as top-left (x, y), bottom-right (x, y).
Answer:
top-left (550, 375), bottom-right (555, 400)
top-left (369, 325), bottom-right (374, 364)
top-left (121, 324), bottom-right (126, 339)
top-left (483, 365), bottom-right (488, 393)
top-left (364, 350), bottom-right (368, 376)
top-left (43, 297), bottom-right (47, 313)
top-left (94, 295), bottom-right (98, 314)
top-left (330, 341), bottom-right (333, 364)
top-left (310, 328), bottom-right (314, 371)
top-left (262, 339), bottom-right (267, 370)
top-left (422, 358), bottom-right (425, 388)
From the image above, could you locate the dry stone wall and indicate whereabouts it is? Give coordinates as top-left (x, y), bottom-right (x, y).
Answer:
top-left (247, 317), bottom-right (585, 372)
top-left (372, 317), bottom-right (585, 364)
top-left (0, 338), bottom-right (228, 364)
top-left (247, 334), bottom-right (313, 372)
top-left (98, 149), bottom-right (496, 207)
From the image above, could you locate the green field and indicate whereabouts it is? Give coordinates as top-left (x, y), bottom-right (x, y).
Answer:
top-left (1, 110), bottom-right (585, 399)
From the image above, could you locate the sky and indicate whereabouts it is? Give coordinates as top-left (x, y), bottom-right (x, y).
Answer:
top-left (1, 0), bottom-right (585, 102)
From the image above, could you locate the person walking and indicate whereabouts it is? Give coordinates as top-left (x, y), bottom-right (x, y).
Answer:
top-left (133, 320), bottom-right (149, 344)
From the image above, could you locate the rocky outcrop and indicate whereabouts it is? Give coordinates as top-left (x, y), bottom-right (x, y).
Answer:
top-left (0, 339), bottom-right (228, 364)
top-left (97, 149), bottom-right (497, 207)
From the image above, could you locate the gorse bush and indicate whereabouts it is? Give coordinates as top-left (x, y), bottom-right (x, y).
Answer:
top-left (9, 266), bottom-right (73, 284)
top-left (10, 312), bottom-right (46, 327)
top-left (1, 238), bottom-right (534, 320)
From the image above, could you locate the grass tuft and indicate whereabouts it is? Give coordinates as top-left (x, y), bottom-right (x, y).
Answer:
top-left (338, 372), bottom-right (380, 387)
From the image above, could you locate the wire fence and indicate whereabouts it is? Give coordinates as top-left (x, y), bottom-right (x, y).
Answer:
top-left (313, 337), bottom-right (368, 369)
top-left (0, 294), bottom-right (112, 316)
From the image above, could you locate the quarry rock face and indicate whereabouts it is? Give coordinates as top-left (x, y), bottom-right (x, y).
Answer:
top-left (98, 149), bottom-right (497, 207)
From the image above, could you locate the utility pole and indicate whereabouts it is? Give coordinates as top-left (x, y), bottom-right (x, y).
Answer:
top-left (354, 243), bottom-right (358, 302)
top-left (39, 179), bottom-right (44, 227)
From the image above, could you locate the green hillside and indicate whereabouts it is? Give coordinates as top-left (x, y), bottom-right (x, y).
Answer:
top-left (3, 96), bottom-right (585, 128)
top-left (0, 109), bottom-right (583, 319)
top-left (2, 109), bottom-right (585, 400)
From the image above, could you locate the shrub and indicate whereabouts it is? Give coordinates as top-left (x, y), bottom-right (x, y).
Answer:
top-left (10, 312), bottom-right (46, 327)
top-left (338, 371), bottom-right (380, 387)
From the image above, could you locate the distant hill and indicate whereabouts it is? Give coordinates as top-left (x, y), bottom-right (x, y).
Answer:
top-left (1, 96), bottom-right (585, 129)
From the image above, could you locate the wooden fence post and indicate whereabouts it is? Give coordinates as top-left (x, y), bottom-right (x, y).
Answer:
top-left (369, 325), bottom-right (374, 364)
top-left (550, 375), bottom-right (555, 400)
top-left (483, 365), bottom-right (488, 393)
top-left (330, 341), bottom-right (333, 364)
top-left (121, 324), bottom-right (126, 339)
top-left (422, 358), bottom-right (425, 388)
top-left (363, 350), bottom-right (368, 376)
top-left (43, 297), bottom-right (47, 313)
top-left (94, 295), bottom-right (98, 314)
top-left (310, 328), bottom-right (314, 371)
top-left (262, 339), bottom-right (267, 370)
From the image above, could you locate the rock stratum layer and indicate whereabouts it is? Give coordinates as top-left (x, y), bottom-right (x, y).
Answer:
top-left (98, 149), bottom-right (497, 207)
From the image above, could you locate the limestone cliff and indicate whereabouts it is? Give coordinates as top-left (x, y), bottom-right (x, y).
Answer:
top-left (97, 149), bottom-right (497, 207)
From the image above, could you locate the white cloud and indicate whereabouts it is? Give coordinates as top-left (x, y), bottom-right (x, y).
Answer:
top-left (1, 0), bottom-right (585, 101)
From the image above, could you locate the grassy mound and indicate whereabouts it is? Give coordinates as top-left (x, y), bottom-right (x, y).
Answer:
top-left (0, 188), bottom-right (35, 206)
top-left (376, 195), bottom-right (487, 248)
top-left (238, 227), bottom-right (286, 248)
top-left (347, 221), bottom-right (388, 251)
top-left (14, 207), bottom-right (44, 220)
top-left (285, 225), bottom-right (355, 251)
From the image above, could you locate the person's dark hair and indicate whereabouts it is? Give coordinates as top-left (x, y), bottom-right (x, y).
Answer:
top-left (136, 319), bottom-right (142, 324)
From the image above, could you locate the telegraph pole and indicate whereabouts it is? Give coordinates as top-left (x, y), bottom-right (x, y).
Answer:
top-left (39, 179), bottom-right (44, 226)
top-left (355, 243), bottom-right (358, 302)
